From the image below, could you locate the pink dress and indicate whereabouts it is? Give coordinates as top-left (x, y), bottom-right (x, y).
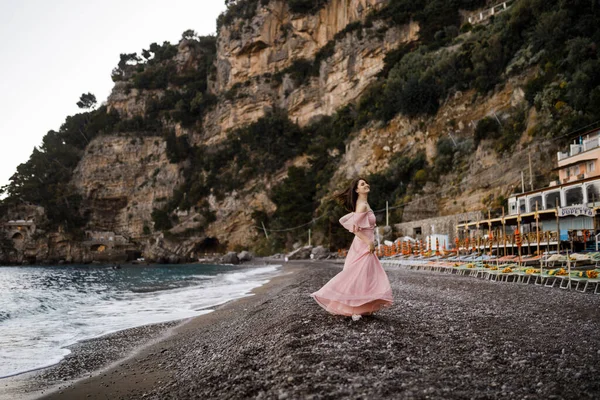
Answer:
top-left (311, 209), bottom-right (393, 316)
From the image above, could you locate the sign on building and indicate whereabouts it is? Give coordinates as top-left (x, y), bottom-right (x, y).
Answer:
top-left (557, 206), bottom-right (594, 217)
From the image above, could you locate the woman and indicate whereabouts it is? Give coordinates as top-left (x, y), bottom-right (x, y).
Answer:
top-left (311, 178), bottom-right (393, 321)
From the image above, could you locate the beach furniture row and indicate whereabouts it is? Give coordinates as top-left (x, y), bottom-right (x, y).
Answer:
top-left (380, 254), bottom-right (600, 294)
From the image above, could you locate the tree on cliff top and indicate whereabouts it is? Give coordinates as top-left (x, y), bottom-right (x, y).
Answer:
top-left (76, 93), bottom-right (97, 110)
top-left (182, 29), bottom-right (198, 41)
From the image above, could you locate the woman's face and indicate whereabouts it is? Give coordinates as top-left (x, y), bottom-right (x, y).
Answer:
top-left (355, 179), bottom-right (370, 195)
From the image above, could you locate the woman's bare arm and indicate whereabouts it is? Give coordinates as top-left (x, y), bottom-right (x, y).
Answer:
top-left (353, 202), bottom-right (374, 250)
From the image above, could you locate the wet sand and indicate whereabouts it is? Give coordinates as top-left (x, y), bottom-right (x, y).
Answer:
top-left (3, 260), bottom-right (600, 399)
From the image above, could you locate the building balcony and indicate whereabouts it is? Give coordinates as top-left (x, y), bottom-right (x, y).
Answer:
top-left (583, 136), bottom-right (600, 152)
top-left (557, 130), bottom-right (600, 161)
top-left (507, 175), bottom-right (600, 215)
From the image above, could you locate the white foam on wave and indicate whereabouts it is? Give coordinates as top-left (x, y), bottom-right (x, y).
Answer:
top-left (0, 264), bottom-right (281, 378)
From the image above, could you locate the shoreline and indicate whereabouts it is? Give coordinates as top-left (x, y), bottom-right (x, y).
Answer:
top-left (0, 256), bottom-right (289, 268)
top-left (3, 260), bottom-right (600, 399)
top-left (0, 261), bottom-right (295, 400)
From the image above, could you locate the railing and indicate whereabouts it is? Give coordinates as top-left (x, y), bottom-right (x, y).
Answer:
top-left (508, 176), bottom-right (600, 215)
top-left (459, 231), bottom-right (559, 247)
top-left (583, 137), bottom-right (600, 152)
top-left (558, 137), bottom-right (600, 160)
top-left (570, 144), bottom-right (583, 156)
top-left (467, 0), bottom-right (516, 24)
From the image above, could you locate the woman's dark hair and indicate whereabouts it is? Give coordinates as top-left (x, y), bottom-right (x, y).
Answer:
top-left (334, 177), bottom-right (368, 212)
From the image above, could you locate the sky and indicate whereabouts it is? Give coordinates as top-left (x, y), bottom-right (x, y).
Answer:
top-left (0, 0), bottom-right (227, 195)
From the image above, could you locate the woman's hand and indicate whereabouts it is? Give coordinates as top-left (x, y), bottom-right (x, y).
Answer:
top-left (369, 242), bottom-right (376, 253)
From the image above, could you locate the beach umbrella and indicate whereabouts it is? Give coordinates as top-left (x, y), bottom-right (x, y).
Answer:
top-left (515, 228), bottom-right (522, 261)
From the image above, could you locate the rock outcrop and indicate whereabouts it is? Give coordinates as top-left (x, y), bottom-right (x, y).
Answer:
top-left (200, 2), bottom-right (418, 143)
top-left (1, 0), bottom-right (552, 263)
top-left (215, 0), bottom-right (392, 91)
top-left (71, 135), bottom-right (181, 239)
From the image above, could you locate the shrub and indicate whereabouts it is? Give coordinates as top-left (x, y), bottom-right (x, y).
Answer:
top-left (524, 74), bottom-right (551, 105)
top-left (493, 107), bottom-right (527, 154)
top-left (382, 76), bottom-right (440, 120)
top-left (434, 137), bottom-right (455, 173)
top-left (132, 64), bottom-right (175, 90)
top-left (474, 116), bottom-right (501, 144)
top-left (217, 0), bottom-right (270, 31)
top-left (268, 167), bottom-right (317, 231)
top-left (287, 0), bottom-right (328, 14)
top-left (165, 133), bottom-right (191, 163)
top-left (366, 152), bottom-right (428, 214)
top-left (151, 208), bottom-right (173, 231)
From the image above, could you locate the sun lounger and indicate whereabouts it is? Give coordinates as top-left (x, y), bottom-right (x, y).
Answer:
top-left (519, 255), bottom-right (542, 266)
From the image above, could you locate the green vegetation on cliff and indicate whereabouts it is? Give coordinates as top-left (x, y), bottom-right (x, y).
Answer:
top-left (4, 0), bottom-right (600, 255)
top-left (272, 0), bottom-right (599, 142)
top-left (371, 0), bottom-right (600, 138)
top-left (244, 0), bottom-right (600, 251)
top-left (115, 35), bottom-right (218, 128)
top-left (1, 32), bottom-right (217, 233)
top-left (1, 100), bottom-right (120, 233)
top-left (217, 0), bottom-right (329, 31)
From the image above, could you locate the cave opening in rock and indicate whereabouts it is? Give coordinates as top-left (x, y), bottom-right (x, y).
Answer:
top-left (126, 250), bottom-right (143, 261)
top-left (194, 237), bottom-right (222, 254)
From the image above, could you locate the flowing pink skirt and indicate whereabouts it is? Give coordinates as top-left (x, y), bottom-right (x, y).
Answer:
top-left (311, 238), bottom-right (393, 316)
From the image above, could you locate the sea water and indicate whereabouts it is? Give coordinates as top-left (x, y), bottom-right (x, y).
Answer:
top-left (0, 263), bottom-right (281, 378)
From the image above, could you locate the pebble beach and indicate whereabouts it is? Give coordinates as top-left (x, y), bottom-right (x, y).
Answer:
top-left (2, 260), bottom-right (600, 399)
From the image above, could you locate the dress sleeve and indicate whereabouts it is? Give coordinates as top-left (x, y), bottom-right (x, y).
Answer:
top-left (339, 212), bottom-right (371, 233)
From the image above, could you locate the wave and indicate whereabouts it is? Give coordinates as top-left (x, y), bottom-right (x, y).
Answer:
top-left (0, 264), bottom-right (282, 378)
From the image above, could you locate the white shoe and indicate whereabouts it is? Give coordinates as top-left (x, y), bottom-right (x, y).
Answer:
top-left (352, 314), bottom-right (362, 321)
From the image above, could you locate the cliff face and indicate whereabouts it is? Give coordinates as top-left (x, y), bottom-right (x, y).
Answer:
top-left (199, 1), bottom-right (418, 144)
top-left (74, 0), bottom-right (416, 257)
top-left (334, 72), bottom-right (541, 221)
top-left (3, 0), bottom-right (561, 263)
top-left (215, 0), bottom-right (389, 92)
top-left (71, 135), bottom-right (181, 239)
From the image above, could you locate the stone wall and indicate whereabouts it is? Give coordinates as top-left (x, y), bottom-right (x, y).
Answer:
top-left (393, 211), bottom-right (484, 245)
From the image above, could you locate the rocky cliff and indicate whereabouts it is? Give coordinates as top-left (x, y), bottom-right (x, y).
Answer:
top-left (201, 0), bottom-right (418, 143)
top-left (87, 0), bottom-right (421, 257)
top-left (71, 135), bottom-right (181, 238)
top-left (3, 0), bottom-right (595, 263)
